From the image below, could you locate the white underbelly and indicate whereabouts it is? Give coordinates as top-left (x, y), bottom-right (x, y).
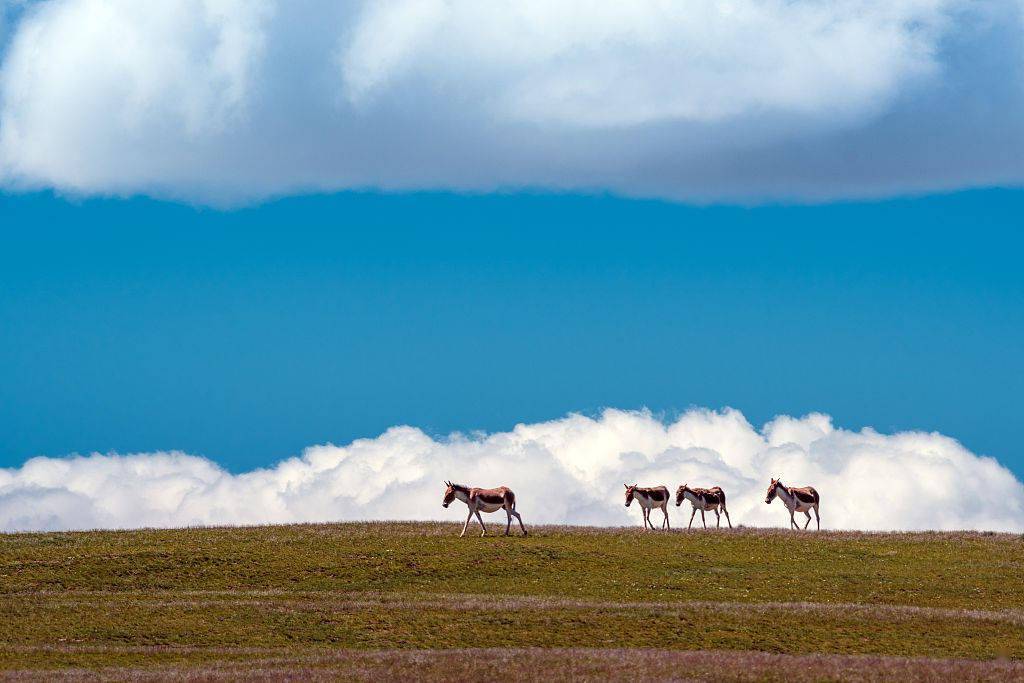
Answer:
top-left (476, 502), bottom-right (504, 513)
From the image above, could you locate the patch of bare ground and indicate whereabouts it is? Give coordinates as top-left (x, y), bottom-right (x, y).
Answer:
top-left (3, 648), bottom-right (1023, 682)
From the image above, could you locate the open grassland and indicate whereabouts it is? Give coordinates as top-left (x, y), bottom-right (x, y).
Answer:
top-left (1, 522), bottom-right (1022, 680)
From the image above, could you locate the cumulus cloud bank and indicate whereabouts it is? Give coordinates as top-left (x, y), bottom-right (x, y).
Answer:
top-left (0, 0), bottom-right (1022, 204)
top-left (3, 408), bottom-right (1023, 533)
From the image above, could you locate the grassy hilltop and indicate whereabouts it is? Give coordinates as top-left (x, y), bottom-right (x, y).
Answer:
top-left (2, 522), bottom-right (1023, 680)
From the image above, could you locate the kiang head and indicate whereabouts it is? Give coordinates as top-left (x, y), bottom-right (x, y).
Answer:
top-left (675, 483), bottom-right (690, 506)
top-left (624, 483), bottom-right (638, 507)
top-left (442, 481), bottom-right (457, 508)
top-left (765, 477), bottom-right (782, 504)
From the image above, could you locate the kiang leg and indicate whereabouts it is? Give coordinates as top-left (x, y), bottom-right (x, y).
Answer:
top-left (700, 509), bottom-right (706, 529)
top-left (505, 509), bottom-right (513, 536)
top-left (511, 508), bottom-right (527, 535)
top-left (813, 504), bottom-right (820, 530)
top-left (662, 504), bottom-right (670, 530)
top-left (803, 510), bottom-right (812, 529)
top-left (715, 510), bottom-right (721, 528)
top-left (475, 510), bottom-right (487, 536)
top-left (789, 509), bottom-right (798, 530)
top-left (688, 508), bottom-right (697, 529)
top-left (722, 506), bottom-right (732, 528)
top-left (461, 509), bottom-right (473, 538)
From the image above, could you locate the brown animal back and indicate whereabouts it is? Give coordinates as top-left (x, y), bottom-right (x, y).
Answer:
top-left (791, 486), bottom-right (818, 504)
top-left (471, 487), bottom-right (510, 505)
top-left (640, 486), bottom-right (668, 502)
top-left (688, 486), bottom-right (718, 503)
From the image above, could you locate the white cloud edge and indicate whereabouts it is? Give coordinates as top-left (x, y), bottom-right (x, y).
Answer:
top-left (3, 407), bottom-right (1022, 533)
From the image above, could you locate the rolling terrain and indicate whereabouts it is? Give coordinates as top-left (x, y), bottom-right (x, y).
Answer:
top-left (2, 522), bottom-right (1022, 680)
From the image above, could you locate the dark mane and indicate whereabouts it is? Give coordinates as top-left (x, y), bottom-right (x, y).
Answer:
top-left (451, 483), bottom-right (470, 493)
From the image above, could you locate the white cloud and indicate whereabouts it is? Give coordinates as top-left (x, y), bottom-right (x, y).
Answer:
top-left (0, 0), bottom-right (1021, 204)
top-left (0, 0), bottom-right (1019, 202)
top-left (0, 0), bottom-right (272, 194)
top-left (2, 408), bottom-right (1022, 533)
top-left (341, 0), bottom-right (946, 127)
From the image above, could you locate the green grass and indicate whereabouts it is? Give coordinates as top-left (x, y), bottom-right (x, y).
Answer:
top-left (1, 522), bottom-right (1022, 678)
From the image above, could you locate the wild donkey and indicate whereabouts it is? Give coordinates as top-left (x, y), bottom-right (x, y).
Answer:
top-left (624, 484), bottom-right (670, 530)
top-left (675, 484), bottom-right (732, 529)
top-left (765, 477), bottom-right (820, 530)
top-left (442, 481), bottom-right (527, 537)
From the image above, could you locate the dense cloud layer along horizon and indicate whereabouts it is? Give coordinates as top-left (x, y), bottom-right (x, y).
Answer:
top-left (3, 408), bottom-right (1023, 533)
top-left (0, 0), bottom-right (1022, 205)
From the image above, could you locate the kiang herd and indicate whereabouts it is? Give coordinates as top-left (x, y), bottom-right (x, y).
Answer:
top-left (441, 477), bottom-right (820, 537)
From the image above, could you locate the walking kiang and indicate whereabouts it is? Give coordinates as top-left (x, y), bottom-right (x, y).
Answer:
top-left (442, 481), bottom-right (528, 537)
top-left (765, 477), bottom-right (821, 530)
top-left (675, 484), bottom-right (732, 528)
top-left (624, 483), bottom-right (671, 530)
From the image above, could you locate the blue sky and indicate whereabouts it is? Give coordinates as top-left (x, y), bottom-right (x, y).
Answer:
top-left (3, 188), bottom-right (1022, 477)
